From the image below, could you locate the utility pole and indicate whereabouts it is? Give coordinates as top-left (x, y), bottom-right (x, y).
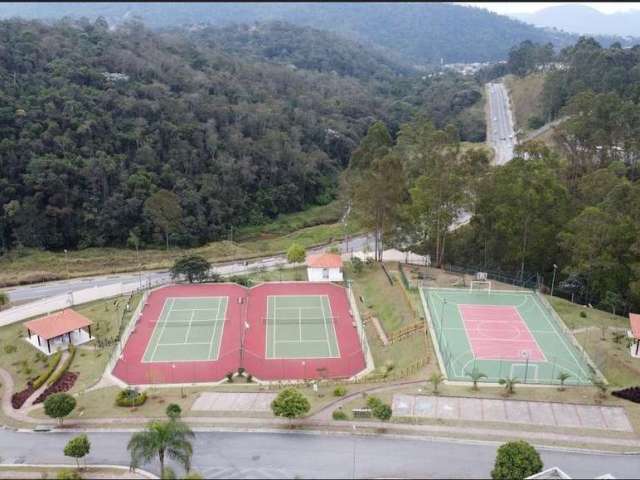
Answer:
top-left (551, 264), bottom-right (558, 297)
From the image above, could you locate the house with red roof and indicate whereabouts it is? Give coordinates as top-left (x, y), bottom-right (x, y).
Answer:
top-left (306, 252), bottom-right (343, 282)
top-left (24, 309), bottom-right (93, 355)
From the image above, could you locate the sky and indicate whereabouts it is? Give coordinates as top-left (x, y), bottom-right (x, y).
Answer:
top-left (461, 3), bottom-right (640, 15)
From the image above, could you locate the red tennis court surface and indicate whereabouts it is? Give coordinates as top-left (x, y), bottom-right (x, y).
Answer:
top-left (112, 282), bottom-right (366, 385)
top-left (458, 304), bottom-right (545, 362)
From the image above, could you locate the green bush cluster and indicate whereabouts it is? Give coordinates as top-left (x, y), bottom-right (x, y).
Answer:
top-left (31, 351), bottom-right (62, 389)
top-left (116, 388), bottom-right (148, 407)
top-left (366, 396), bottom-right (393, 421)
top-left (4, 344), bottom-right (17, 354)
top-left (333, 386), bottom-right (347, 397)
top-left (47, 346), bottom-right (76, 387)
top-left (332, 409), bottom-right (348, 420)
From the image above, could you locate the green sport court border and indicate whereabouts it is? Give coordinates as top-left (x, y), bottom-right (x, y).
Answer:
top-left (420, 287), bottom-right (603, 386)
top-left (265, 294), bottom-right (340, 359)
top-left (142, 296), bottom-right (228, 363)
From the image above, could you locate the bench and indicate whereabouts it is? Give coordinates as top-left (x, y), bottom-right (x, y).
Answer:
top-left (352, 408), bottom-right (372, 418)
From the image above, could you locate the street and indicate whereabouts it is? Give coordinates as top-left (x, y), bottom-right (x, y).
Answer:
top-left (0, 430), bottom-right (637, 478)
top-left (486, 81), bottom-right (516, 166)
top-left (5, 234), bottom-right (374, 304)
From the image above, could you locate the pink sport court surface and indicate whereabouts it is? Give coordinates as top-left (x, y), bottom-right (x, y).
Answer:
top-left (112, 282), bottom-right (367, 385)
top-left (421, 288), bottom-right (596, 386)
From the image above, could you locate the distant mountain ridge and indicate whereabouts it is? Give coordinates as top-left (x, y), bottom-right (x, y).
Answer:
top-left (0, 2), bottom-right (637, 64)
top-left (513, 4), bottom-right (640, 38)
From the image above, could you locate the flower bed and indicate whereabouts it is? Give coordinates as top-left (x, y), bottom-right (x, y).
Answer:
top-left (33, 372), bottom-right (78, 404)
top-left (11, 384), bottom-right (37, 409)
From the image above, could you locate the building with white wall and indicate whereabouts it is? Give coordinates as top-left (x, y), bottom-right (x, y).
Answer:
top-left (306, 253), bottom-right (343, 282)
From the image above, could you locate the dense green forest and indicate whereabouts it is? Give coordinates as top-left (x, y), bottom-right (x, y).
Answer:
top-left (1, 2), bottom-right (635, 64)
top-left (0, 18), bottom-right (484, 252)
top-left (362, 38), bottom-right (640, 313)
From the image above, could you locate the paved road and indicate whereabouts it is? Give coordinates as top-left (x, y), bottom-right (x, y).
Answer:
top-left (486, 81), bottom-right (516, 166)
top-left (0, 430), bottom-right (637, 478)
top-left (5, 234), bottom-right (374, 304)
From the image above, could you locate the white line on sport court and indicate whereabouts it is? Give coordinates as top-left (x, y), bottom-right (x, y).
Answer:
top-left (149, 298), bottom-right (175, 362)
top-left (206, 298), bottom-right (225, 360)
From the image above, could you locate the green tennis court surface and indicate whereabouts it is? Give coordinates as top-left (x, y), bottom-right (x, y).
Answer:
top-left (142, 297), bottom-right (228, 363)
top-left (266, 295), bottom-right (340, 359)
top-left (420, 288), bottom-right (597, 386)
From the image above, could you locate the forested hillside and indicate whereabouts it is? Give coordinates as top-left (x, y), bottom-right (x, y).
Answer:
top-left (1, 2), bottom-right (635, 64)
top-left (0, 18), bottom-right (484, 252)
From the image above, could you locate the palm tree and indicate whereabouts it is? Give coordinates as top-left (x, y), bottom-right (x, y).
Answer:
top-left (590, 375), bottom-right (608, 400)
top-left (467, 367), bottom-right (487, 391)
top-left (498, 377), bottom-right (519, 396)
top-left (429, 372), bottom-right (444, 394)
top-left (557, 371), bottom-right (571, 391)
top-left (127, 419), bottom-right (195, 475)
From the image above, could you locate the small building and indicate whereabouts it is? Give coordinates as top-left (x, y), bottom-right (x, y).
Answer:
top-left (628, 313), bottom-right (640, 358)
top-left (24, 309), bottom-right (93, 355)
top-left (306, 253), bottom-right (343, 282)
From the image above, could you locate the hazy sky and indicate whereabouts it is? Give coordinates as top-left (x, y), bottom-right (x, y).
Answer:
top-left (461, 3), bottom-right (640, 15)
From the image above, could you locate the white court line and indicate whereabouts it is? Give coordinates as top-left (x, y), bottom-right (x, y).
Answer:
top-left (319, 295), bottom-right (333, 356)
top-left (298, 307), bottom-right (303, 342)
top-left (272, 296), bottom-right (278, 357)
top-left (274, 339), bottom-right (332, 344)
top-left (183, 310), bottom-right (195, 343)
top-left (206, 298), bottom-right (224, 360)
top-left (157, 342), bottom-right (212, 346)
top-left (168, 308), bottom-right (224, 312)
top-left (149, 298), bottom-right (175, 362)
top-left (141, 297), bottom-right (172, 362)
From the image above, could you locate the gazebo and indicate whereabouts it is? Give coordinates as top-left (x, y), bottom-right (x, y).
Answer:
top-left (628, 313), bottom-right (640, 358)
top-left (24, 309), bottom-right (93, 355)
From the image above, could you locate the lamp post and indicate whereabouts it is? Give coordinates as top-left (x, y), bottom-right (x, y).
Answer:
top-left (522, 350), bottom-right (530, 384)
top-left (551, 264), bottom-right (558, 297)
top-left (437, 299), bottom-right (448, 346)
top-left (64, 249), bottom-right (69, 279)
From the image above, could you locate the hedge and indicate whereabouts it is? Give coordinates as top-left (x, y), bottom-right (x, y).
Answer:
top-left (47, 346), bottom-right (76, 387)
top-left (31, 351), bottom-right (62, 389)
top-left (116, 389), bottom-right (148, 407)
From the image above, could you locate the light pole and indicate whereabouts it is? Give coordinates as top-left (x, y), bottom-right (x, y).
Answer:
top-left (551, 264), bottom-right (558, 297)
top-left (522, 350), bottom-right (530, 384)
top-left (172, 363), bottom-right (184, 398)
top-left (437, 299), bottom-right (448, 346)
top-left (64, 249), bottom-right (69, 279)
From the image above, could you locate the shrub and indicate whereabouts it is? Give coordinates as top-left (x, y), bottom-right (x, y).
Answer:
top-left (333, 386), bottom-right (347, 397)
top-left (332, 409), bottom-right (348, 420)
top-left (286, 243), bottom-right (306, 264)
top-left (56, 469), bottom-right (81, 480)
top-left (580, 311), bottom-right (587, 318)
top-left (527, 115), bottom-right (545, 130)
top-left (32, 352), bottom-right (62, 389)
top-left (116, 388), bottom-right (147, 407)
top-left (166, 403), bottom-right (182, 419)
top-left (225, 372), bottom-right (234, 383)
top-left (47, 346), bottom-right (76, 387)
top-left (491, 440), bottom-right (543, 480)
top-left (366, 396), bottom-right (383, 410)
top-left (246, 374), bottom-right (253, 383)
top-left (372, 403), bottom-right (392, 421)
top-left (4, 344), bottom-right (17, 354)
top-left (64, 434), bottom-right (91, 468)
top-left (351, 257), bottom-right (364, 274)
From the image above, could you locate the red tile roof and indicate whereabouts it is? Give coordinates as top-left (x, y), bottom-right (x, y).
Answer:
top-left (630, 313), bottom-right (640, 339)
top-left (306, 253), bottom-right (343, 268)
top-left (24, 309), bottom-right (92, 340)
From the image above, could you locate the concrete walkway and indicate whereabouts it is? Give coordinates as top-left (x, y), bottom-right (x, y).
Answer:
top-left (392, 393), bottom-right (633, 432)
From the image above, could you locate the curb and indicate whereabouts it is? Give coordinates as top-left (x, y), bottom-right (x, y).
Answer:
top-left (0, 463), bottom-right (157, 479)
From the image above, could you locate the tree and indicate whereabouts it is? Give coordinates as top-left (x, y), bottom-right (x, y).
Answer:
top-left (286, 243), bottom-right (306, 264)
top-left (591, 375), bottom-right (608, 399)
top-left (44, 393), bottom-right (76, 425)
top-left (348, 122), bottom-right (406, 262)
top-left (166, 403), bottom-right (182, 420)
top-left (170, 255), bottom-right (211, 283)
top-left (64, 434), bottom-right (91, 469)
top-left (498, 377), bottom-right (519, 396)
top-left (467, 366), bottom-right (487, 391)
top-left (144, 190), bottom-right (183, 250)
top-left (271, 388), bottom-right (310, 424)
top-left (429, 372), bottom-right (444, 394)
top-left (557, 371), bottom-right (571, 391)
top-left (127, 419), bottom-right (195, 475)
top-left (491, 440), bottom-right (543, 480)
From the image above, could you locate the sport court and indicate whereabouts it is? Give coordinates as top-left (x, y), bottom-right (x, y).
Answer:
top-left (266, 295), bottom-right (340, 358)
top-left (142, 297), bottom-right (228, 362)
top-left (421, 287), bottom-right (596, 385)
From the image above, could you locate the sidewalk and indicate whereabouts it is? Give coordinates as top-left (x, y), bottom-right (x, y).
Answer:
top-left (2, 367), bottom-right (639, 452)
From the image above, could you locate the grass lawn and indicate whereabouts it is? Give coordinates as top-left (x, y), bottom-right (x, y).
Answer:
top-left (547, 295), bottom-right (628, 330)
top-left (0, 200), bottom-right (363, 288)
top-left (346, 262), bottom-right (417, 333)
top-left (0, 293), bottom-right (141, 395)
top-left (236, 266), bottom-right (308, 284)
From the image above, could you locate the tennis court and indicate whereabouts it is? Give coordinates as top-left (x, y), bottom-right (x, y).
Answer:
top-left (265, 295), bottom-right (340, 359)
top-left (142, 296), bottom-right (228, 363)
top-left (420, 287), bottom-right (598, 386)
